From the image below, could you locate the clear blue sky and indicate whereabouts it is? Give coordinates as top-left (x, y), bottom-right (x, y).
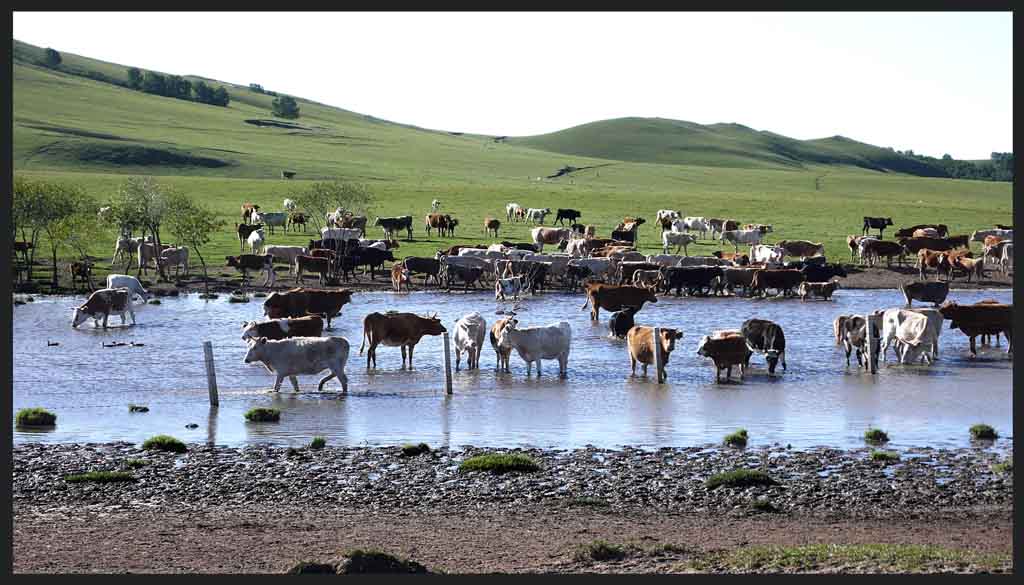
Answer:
top-left (13, 11), bottom-right (1013, 160)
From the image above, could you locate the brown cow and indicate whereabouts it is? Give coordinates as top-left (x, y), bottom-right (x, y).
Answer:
top-left (359, 311), bottom-right (447, 369)
top-left (580, 283), bottom-right (658, 321)
top-left (939, 301), bottom-right (1013, 357)
top-left (895, 224), bottom-right (949, 239)
top-left (490, 316), bottom-right (514, 372)
top-left (425, 213), bottom-right (449, 238)
top-left (241, 203), bottom-right (261, 224)
top-left (71, 288), bottom-right (134, 329)
top-left (696, 331), bottom-right (751, 382)
top-left (68, 261), bottom-right (95, 291)
top-left (226, 254), bottom-right (276, 286)
top-left (950, 255), bottom-right (985, 282)
top-left (626, 326), bottom-right (683, 379)
top-left (262, 288), bottom-right (353, 330)
top-left (776, 240), bottom-right (825, 258)
top-left (798, 280), bottom-right (839, 301)
top-left (484, 217), bottom-right (501, 238)
top-left (391, 263), bottom-right (410, 292)
top-left (984, 235), bottom-right (1004, 248)
top-left (295, 255), bottom-right (331, 285)
top-left (917, 249), bottom-right (952, 280)
top-left (860, 239), bottom-right (905, 267)
top-left (750, 269), bottom-right (804, 298)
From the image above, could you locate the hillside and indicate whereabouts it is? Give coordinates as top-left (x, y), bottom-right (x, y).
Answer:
top-left (508, 117), bottom-right (949, 176)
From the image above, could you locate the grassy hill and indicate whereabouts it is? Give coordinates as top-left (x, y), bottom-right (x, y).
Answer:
top-left (11, 39), bottom-right (1012, 286)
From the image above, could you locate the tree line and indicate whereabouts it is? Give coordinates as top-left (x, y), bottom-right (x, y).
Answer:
top-left (890, 149), bottom-right (1014, 182)
top-left (128, 68), bottom-right (230, 107)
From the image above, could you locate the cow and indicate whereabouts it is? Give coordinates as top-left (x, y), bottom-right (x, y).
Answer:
top-left (895, 224), bottom-right (949, 239)
top-left (801, 263), bottom-right (847, 283)
top-left (441, 262), bottom-right (484, 292)
top-left (68, 261), bottom-right (94, 291)
top-left (631, 269), bottom-right (663, 291)
top-left (431, 199), bottom-right (441, 212)
top-left (983, 240), bottom-right (1012, 267)
top-left (489, 316), bottom-right (514, 372)
top-left (618, 261), bottom-right (662, 286)
top-left (453, 312), bottom-right (487, 371)
top-left (696, 331), bottom-right (752, 382)
top-left (899, 280), bottom-right (949, 308)
top-left (995, 224), bottom-right (1013, 230)
top-left (847, 235), bottom-right (873, 263)
top-left (900, 236), bottom-right (961, 256)
top-left (71, 288), bottom-right (134, 329)
top-left (656, 210), bottom-right (680, 225)
top-left (106, 274), bottom-right (149, 302)
top-left (555, 208), bottom-right (581, 226)
top-left (662, 231), bottom-right (697, 255)
top-left (288, 212), bottom-right (307, 233)
top-left (136, 242), bottom-right (161, 275)
top-left (660, 266), bottom-right (724, 297)
top-left (970, 228), bottom-right (1013, 243)
top-left (424, 213), bottom-right (449, 239)
top-left (720, 229), bottom-right (764, 251)
top-left (676, 217), bottom-right (709, 239)
top-left (833, 315), bottom-right (852, 346)
top-left (715, 267), bottom-right (759, 296)
top-left (113, 236), bottom-right (144, 267)
top-left (711, 251), bottom-right (750, 266)
top-left (390, 263), bottom-right (411, 292)
top-left (506, 203), bottom-right (523, 223)
top-left (294, 255), bottom-right (330, 285)
top-left (860, 239), bottom-right (905, 267)
top-left (862, 217), bottom-right (893, 238)
top-left (611, 218), bottom-right (646, 243)
top-left (496, 319), bottom-right (572, 377)
top-left (939, 301), bottom-right (1013, 358)
top-left (403, 257), bottom-right (443, 288)
top-left (227, 254), bottom-right (277, 287)
top-left (913, 228), bottom-right (940, 238)
top-left (531, 227), bottom-right (573, 252)
top-left (949, 255), bottom-right (986, 282)
top-left (568, 258), bottom-right (613, 282)
top-left (359, 311), bottom-right (447, 369)
top-left (484, 217), bottom-right (501, 238)
top-left (283, 198), bottom-right (297, 212)
top-left (1001, 243), bottom-right (1014, 274)
top-left (583, 225), bottom-right (597, 238)
top-left (526, 207), bottom-right (552, 225)
top-left (740, 319), bottom-right (787, 375)
top-left (495, 275), bottom-right (527, 301)
top-left (626, 326), bottom-right (683, 379)
top-left (743, 224), bottom-right (774, 235)
top-left (840, 314), bottom-right (882, 369)
top-left (253, 211), bottom-right (288, 235)
top-left (160, 246), bottom-right (190, 277)
top-left (750, 269), bottom-right (804, 298)
top-left (350, 247), bottom-right (395, 281)
top-left (878, 308), bottom-right (942, 364)
top-left (337, 215), bottom-right (369, 237)
top-left (798, 280), bottom-right (839, 301)
top-left (373, 216), bottom-right (414, 241)
top-left (264, 245), bottom-right (308, 275)
top-left (262, 288), bottom-right (353, 330)
top-left (581, 283), bottom-right (658, 321)
top-left (243, 336), bottom-right (350, 394)
top-left (917, 249), bottom-right (951, 281)
top-left (750, 244), bottom-right (785, 265)
top-left (322, 227), bottom-right (363, 242)
top-left (776, 240), bottom-right (825, 259)
top-left (247, 229), bottom-right (266, 255)
top-left (983, 235), bottom-right (1004, 249)
top-left (241, 315), bottom-right (324, 342)
top-left (325, 207), bottom-right (347, 228)
top-left (241, 203), bottom-right (261, 224)
top-left (607, 306), bottom-right (640, 339)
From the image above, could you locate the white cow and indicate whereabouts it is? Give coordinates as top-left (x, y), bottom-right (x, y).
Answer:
top-left (750, 244), bottom-right (785, 265)
top-left (523, 253), bottom-right (571, 278)
top-left (106, 274), bottom-right (150, 302)
top-left (526, 207), bottom-right (552, 225)
top-left (893, 311), bottom-right (937, 365)
top-left (248, 229), bottom-right (266, 255)
top-left (243, 336), bottom-right (350, 393)
top-left (264, 245), bottom-right (308, 275)
top-left (662, 231), bottom-right (697, 255)
top-left (1001, 242), bottom-right (1013, 274)
top-left (680, 217), bottom-right (710, 239)
top-left (431, 199), bottom-right (441, 211)
top-left (453, 312), bottom-right (487, 371)
top-left (160, 246), bottom-right (190, 277)
top-left (253, 211), bottom-right (288, 235)
top-left (459, 248), bottom-right (506, 260)
top-left (495, 275), bottom-right (527, 301)
top-left (321, 227), bottom-right (362, 241)
top-left (113, 236), bottom-right (145, 267)
top-left (496, 320), bottom-right (572, 378)
top-left (506, 202), bottom-right (523, 222)
top-left (564, 238), bottom-right (589, 257)
top-left (720, 229), bottom-right (764, 251)
top-left (357, 239), bottom-right (388, 251)
top-left (326, 207), bottom-right (347, 228)
top-left (656, 209), bottom-right (680, 224)
top-left (879, 307), bottom-right (942, 364)
top-left (568, 258), bottom-right (614, 280)
top-left (283, 198), bottom-right (297, 212)
top-left (71, 288), bottom-right (135, 329)
top-left (646, 254), bottom-right (685, 268)
top-left (137, 242), bottom-right (162, 275)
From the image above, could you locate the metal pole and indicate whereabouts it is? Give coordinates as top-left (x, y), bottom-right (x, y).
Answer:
top-left (442, 332), bottom-right (453, 395)
top-left (203, 341), bottom-right (219, 406)
top-left (653, 327), bottom-right (665, 384)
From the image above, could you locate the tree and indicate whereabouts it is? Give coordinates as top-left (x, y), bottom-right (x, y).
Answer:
top-left (289, 181), bottom-right (376, 233)
top-left (108, 177), bottom-right (177, 280)
top-left (166, 194), bottom-right (225, 296)
top-left (272, 95), bottom-right (300, 119)
top-left (212, 86), bottom-right (230, 107)
top-left (942, 153), bottom-right (953, 161)
top-left (249, 83), bottom-right (265, 93)
top-left (193, 80), bottom-right (213, 104)
top-left (44, 48), bottom-right (62, 68)
top-left (28, 182), bottom-right (95, 290)
top-left (142, 71), bottom-right (166, 95)
top-left (128, 67), bottom-right (143, 90)
top-left (12, 176), bottom-right (49, 283)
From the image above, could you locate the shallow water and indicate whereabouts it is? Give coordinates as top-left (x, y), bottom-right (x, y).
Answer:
top-left (13, 288), bottom-right (1013, 451)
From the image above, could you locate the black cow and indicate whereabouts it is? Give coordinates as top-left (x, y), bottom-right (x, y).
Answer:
top-left (801, 263), bottom-right (848, 282)
top-left (500, 241), bottom-right (541, 252)
top-left (226, 254), bottom-right (274, 285)
top-left (555, 208), bottom-right (582, 226)
top-left (608, 306), bottom-right (640, 339)
top-left (862, 216), bottom-right (893, 238)
top-left (352, 247), bottom-right (395, 280)
top-left (565, 264), bottom-right (592, 292)
top-left (782, 256), bottom-right (828, 270)
top-left (750, 269), bottom-right (804, 298)
top-left (741, 319), bottom-right (787, 375)
top-left (570, 223), bottom-right (586, 236)
top-left (237, 223), bottom-right (264, 253)
top-left (374, 216), bottom-right (414, 241)
top-left (403, 257), bottom-right (442, 287)
top-left (660, 266), bottom-right (724, 297)
top-left (308, 238), bottom-right (360, 253)
top-left (442, 263), bottom-right (483, 292)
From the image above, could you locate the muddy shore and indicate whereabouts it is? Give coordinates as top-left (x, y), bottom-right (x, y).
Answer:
top-left (12, 442), bottom-right (1014, 573)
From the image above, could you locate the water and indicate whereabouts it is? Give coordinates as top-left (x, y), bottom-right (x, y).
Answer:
top-left (13, 288), bottom-right (1013, 451)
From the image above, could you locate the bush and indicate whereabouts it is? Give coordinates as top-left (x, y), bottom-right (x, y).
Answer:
top-left (337, 549), bottom-right (428, 574)
top-left (142, 435), bottom-right (187, 453)
top-left (573, 540), bottom-right (628, 562)
top-left (724, 429), bottom-right (749, 448)
top-left (272, 95), bottom-right (301, 119)
top-left (970, 424), bottom-right (998, 440)
top-left (245, 407), bottom-right (281, 422)
top-left (870, 450), bottom-right (900, 463)
top-left (65, 471), bottom-right (135, 483)
top-left (310, 436), bottom-right (326, 450)
top-left (992, 460), bottom-right (1012, 474)
top-left (459, 452), bottom-right (540, 474)
top-left (864, 428), bottom-right (889, 444)
top-left (128, 404), bottom-right (149, 413)
top-left (400, 443), bottom-right (431, 457)
top-left (706, 469), bottom-right (776, 490)
top-left (123, 459), bottom-right (149, 469)
top-left (15, 407), bottom-right (57, 426)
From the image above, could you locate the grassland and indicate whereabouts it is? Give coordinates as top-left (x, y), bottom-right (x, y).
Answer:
top-left (11, 40), bottom-right (1013, 285)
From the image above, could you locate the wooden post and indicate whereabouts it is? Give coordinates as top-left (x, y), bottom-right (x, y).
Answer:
top-left (653, 327), bottom-right (665, 384)
top-left (865, 314), bottom-right (877, 374)
top-left (442, 332), bottom-right (453, 395)
top-left (203, 341), bottom-right (219, 406)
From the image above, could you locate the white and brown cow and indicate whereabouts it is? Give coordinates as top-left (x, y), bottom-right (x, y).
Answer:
top-left (241, 315), bottom-right (324, 342)
top-left (71, 288), bottom-right (135, 329)
top-left (626, 326), bottom-right (683, 379)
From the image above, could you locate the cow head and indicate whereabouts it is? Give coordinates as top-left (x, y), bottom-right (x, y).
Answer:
top-left (240, 320), bottom-right (259, 342)
top-left (642, 288), bottom-right (658, 305)
top-left (70, 306), bottom-right (92, 328)
top-left (226, 256), bottom-right (239, 267)
top-left (243, 337), bottom-right (269, 363)
top-left (695, 335), bottom-right (711, 357)
top-left (659, 328), bottom-right (683, 356)
top-left (885, 218), bottom-right (893, 226)
top-left (423, 313), bottom-right (447, 335)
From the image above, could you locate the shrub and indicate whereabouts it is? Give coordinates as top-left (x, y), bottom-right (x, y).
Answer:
top-left (147, 299), bottom-right (161, 305)
top-left (337, 549), bottom-right (428, 574)
top-left (123, 459), bottom-right (149, 469)
top-left (310, 436), bottom-right (326, 450)
top-left (970, 424), bottom-right (998, 440)
top-left (864, 428), bottom-right (889, 444)
top-left (724, 429), bottom-right (749, 448)
top-left (128, 404), bottom-right (149, 413)
top-left (400, 443), bottom-right (431, 457)
top-left (245, 407), bottom-right (281, 422)
top-left (870, 450), bottom-right (900, 463)
top-left (65, 471), bottom-right (135, 483)
top-left (459, 453), bottom-right (540, 474)
top-left (142, 435), bottom-right (187, 453)
top-left (573, 540), bottom-right (627, 562)
top-left (706, 469), bottom-right (776, 490)
top-left (991, 460), bottom-right (1012, 475)
top-left (16, 407), bottom-right (57, 426)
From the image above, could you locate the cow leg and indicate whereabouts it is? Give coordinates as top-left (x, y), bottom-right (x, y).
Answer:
top-left (455, 348), bottom-right (461, 371)
top-left (290, 376), bottom-right (300, 392)
top-left (273, 375), bottom-right (284, 393)
top-left (969, 336), bottom-right (977, 357)
top-left (641, 362), bottom-right (648, 377)
top-left (630, 354), bottom-right (637, 376)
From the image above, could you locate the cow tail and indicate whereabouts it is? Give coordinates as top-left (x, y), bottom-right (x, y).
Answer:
top-left (359, 319), bottom-right (368, 355)
top-left (580, 292), bottom-right (590, 311)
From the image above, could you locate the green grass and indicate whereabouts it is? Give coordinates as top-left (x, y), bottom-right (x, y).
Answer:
top-left (309, 436), bottom-right (326, 450)
top-left (864, 428), bottom-right (890, 445)
top-left (459, 453), bottom-right (540, 474)
top-left (573, 540), bottom-right (629, 563)
top-left (123, 458), bottom-right (150, 469)
top-left (724, 429), bottom-right (749, 448)
top-left (10, 39), bottom-right (1012, 283)
top-left (64, 471), bottom-right (136, 483)
top-left (991, 459), bottom-right (1012, 475)
top-left (687, 544), bottom-right (1011, 573)
top-left (244, 407), bottom-right (281, 422)
top-left (15, 407), bottom-right (57, 426)
top-left (400, 443), bottom-right (431, 457)
top-left (969, 424), bottom-right (998, 440)
top-left (706, 469), bottom-right (776, 490)
top-left (141, 434), bottom-right (187, 453)
top-left (870, 450), bottom-right (900, 463)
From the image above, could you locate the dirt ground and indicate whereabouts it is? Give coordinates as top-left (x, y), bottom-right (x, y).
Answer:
top-left (12, 504), bottom-right (1012, 574)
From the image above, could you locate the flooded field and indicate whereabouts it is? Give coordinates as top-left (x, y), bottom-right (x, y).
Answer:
top-left (13, 288), bottom-right (1013, 451)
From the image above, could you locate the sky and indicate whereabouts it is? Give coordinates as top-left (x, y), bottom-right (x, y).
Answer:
top-left (12, 11), bottom-right (1013, 160)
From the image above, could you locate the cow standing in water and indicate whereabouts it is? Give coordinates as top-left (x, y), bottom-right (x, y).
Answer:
top-left (453, 312), bottom-right (487, 371)
top-left (359, 312), bottom-right (447, 369)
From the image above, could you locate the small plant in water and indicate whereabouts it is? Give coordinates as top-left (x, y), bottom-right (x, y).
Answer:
top-left (309, 436), bottom-right (326, 450)
top-left (724, 429), bottom-right (749, 448)
top-left (400, 443), bottom-right (431, 457)
top-left (245, 407), bottom-right (281, 422)
top-left (870, 450), bottom-right (900, 463)
top-left (128, 404), bottom-right (149, 413)
top-left (970, 424), bottom-right (998, 441)
top-left (864, 428), bottom-right (889, 444)
top-left (15, 407), bottom-right (57, 426)
top-left (991, 460), bottom-right (1012, 474)
top-left (142, 435), bottom-right (187, 453)
top-left (459, 452), bottom-right (540, 474)
top-left (65, 471), bottom-right (136, 483)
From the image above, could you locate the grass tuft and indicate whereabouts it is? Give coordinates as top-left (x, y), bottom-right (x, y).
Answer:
top-left (647, 543), bottom-right (690, 557)
top-left (141, 434), bottom-right (187, 453)
top-left (864, 428), bottom-right (889, 444)
top-left (15, 407), bottom-right (57, 426)
top-left (870, 450), bottom-right (900, 463)
top-left (459, 452), bottom-right (540, 474)
top-left (969, 424), bottom-right (998, 440)
top-left (123, 458), bottom-right (149, 469)
top-left (573, 540), bottom-right (628, 563)
top-left (991, 460), bottom-right (1012, 475)
top-left (400, 442), bottom-right (431, 457)
top-left (128, 404), bottom-right (149, 413)
top-left (65, 471), bottom-right (136, 483)
top-left (724, 429), bottom-right (749, 448)
top-left (690, 544), bottom-right (1011, 573)
top-left (309, 436), bottom-right (326, 450)
top-left (706, 469), bottom-right (776, 490)
top-left (244, 407), bottom-right (281, 422)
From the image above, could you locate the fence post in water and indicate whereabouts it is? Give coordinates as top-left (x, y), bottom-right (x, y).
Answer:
top-left (864, 314), bottom-right (877, 374)
top-left (653, 327), bottom-right (665, 384)
top-left (203, 341), bottom-right (219, 406)
top-left (442, 332), bottom-right (453, 395)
